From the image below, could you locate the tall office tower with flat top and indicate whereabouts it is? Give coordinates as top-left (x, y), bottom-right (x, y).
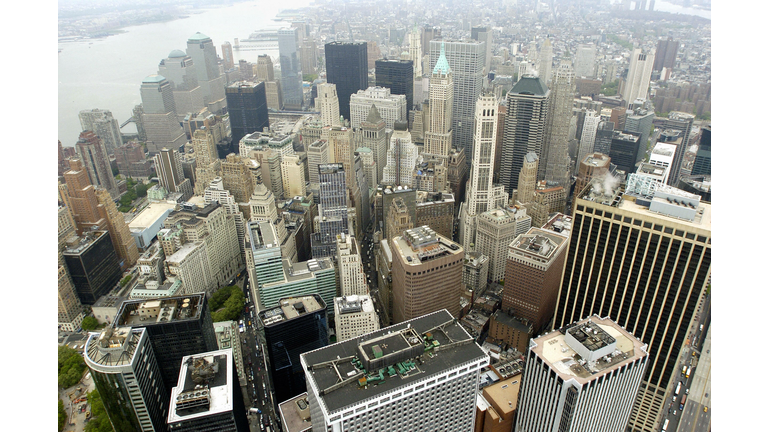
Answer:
top-left (375, 59), bottom-right (414, 111)
top-left (349, 87), bottom-right (407, 130)
top-left (538, 38), bottom-right (554, 85)
top-left (226, 81), bottom-right (269, 150)
top-left (141, 75), bottom-right (187, 154)
top-left (76, 130), bottom-right (119, 198)
top-left (499, 76), bottom-right (550, 195)
top-left (336, 233), bottom-right (368, 296)
top-left (578, 109), bottom-right (600, 166)
top-left (84, 326), bottom-right (169, 432)
top-left (515, 316), bottom-right (648, 432)
top-left (458, 94), bottom-right (508, 250)
top-left (690, 125), bottom-right (711, 176)
top-left (501, 227), bottom-right (567, 333)
top-left (553, 182), bottom-right (711, 432)
top-left (325, 42), bottom-right (368, 121)
top-left (334, 294), bottom-right (379, 342)
top-left (95, 187), bottom-right (139, 267)
top-left (390, 226), bottom-right (464, 323)
top-left (256, 54), bottom-right (275, 81)
top-left (516, 152), bottom-right (539, 204)
top-left (63, 231), bottom-right (122, 305)
top-left (408, 27), bottom-right (423, 78)
top-left (221, 41), bottom-right (235, 70)
top-left (154, 147), bottom-right (193, 200)
top-left (653, 37), bottom-right (679, 72)
top-left (655, 111), bottom-right (695, 187)
top-left (544, 62), bottom-right (575, 187)
top-left (423, 43), bottom-right (454, 159)
top-left (471, 26), bottom-right (493, 74)
top-left (186, 32), bottom-right (226, 108)
top-left (278, 28), bottom-right (303, 110)
top-left (623, 48), bottom-right (655, 107)
top-left (113, 294), bottom-right (218, 392)
top-left (475, 207), bottom-right (531, 283)
top-left (315, 83), bottom-right (341, 127)
top-left (79, 109), bottom-right (123, 155)
top-left (429, 40), bottom-right (485, 162)
top-left (301, 309), bottom-right (489, 432)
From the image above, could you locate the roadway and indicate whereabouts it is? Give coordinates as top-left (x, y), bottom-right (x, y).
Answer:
top-left (676, 325), bottom-right (711, 432)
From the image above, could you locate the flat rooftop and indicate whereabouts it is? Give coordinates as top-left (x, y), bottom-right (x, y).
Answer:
top-left (259, 295), bottom-right (325, 327)
top-left (510, 229), bottom-right (566, 261)
top-left (335, 295), bottom-right (374, 315)
top-left (482, 376), bottom-right (522, 418)
top-left (278, 393), bottom-right (312, 432)
top-left (84, 326), bottom-right (145, 368)
top-left (248, 220), bottom-right (280, 251)
top-left (129, 202), bottom-right (176, 230)
top-left (531, 316), bottom-right (647, 385)
top-left (114, 293), bottom-right (205, 327)
top-left (541, 213), bottom-right (572, 238)
top-left (392, 226), bottom-right (462, 266)
top-left (301, 309), bottom-right (487, 414)
top-left (168, 349), bottom-right (234, 424)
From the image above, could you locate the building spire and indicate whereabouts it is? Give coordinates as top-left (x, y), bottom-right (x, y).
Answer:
top-left (432, 41), bottom-right (451, 75)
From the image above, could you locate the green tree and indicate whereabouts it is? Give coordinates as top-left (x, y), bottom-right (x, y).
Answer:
top-left (85, 390), bottom-right (113, 432)
top-left (120, 275), bottom-right (133, 287)
top-left (135, 182), bottom-right (149, 198)
top-left (303, 74), bottom-right (318, 82)
top-left (81, 316), bottom-right (100, 331)
top-left (58, 346), bottom-right (87, 389)
top-left (58, 399), bottom-right (68, 432)
top-left (211, 286), bottom-right (245, 322)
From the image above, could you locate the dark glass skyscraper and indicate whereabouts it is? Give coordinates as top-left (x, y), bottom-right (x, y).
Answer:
top-left (690, 125), bottom-right (711, 176)
top-left (609, 131), bottom-right (642, 174)
top-left (278, 28), bottom-right (303, 110)
top-left (226, 81), bottom-right (269, 149)
top-left (113, 294), bottom-right (218, 391)
top-left (375, 59), bottom-right (414, 111)
top-left (325, 42), bottom-right (368, 121)
top-left (62, 230), bottom-right (122, 305)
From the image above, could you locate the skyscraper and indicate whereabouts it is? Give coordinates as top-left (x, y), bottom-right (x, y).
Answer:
top-left (515, 316), bottom-right (648, 432)
top-left (113, 294), bottom-right (219, 391)
top-left (257, 295), bottom-right (329, 406)
top-left (76, 130), bottom-right (119, 198)
top-left (408, 27), bottom-right (422, 78)
top-left (62, 230), bottom-right (122, 305)
top-left (95, 187), bottom-right (139, 268)
top-left (538, 38), bottom-right (554, 85)
top-left (690, 125), bottom-right (711, 176)
top-left (623, 48), bottom-right (655, 106)
top-left (360, 105), bottom-right (388, 182)
top-left (655, 111), bottom-right (695, 187)
top-left (349, 87), bottom-right (407, 130)
top-left (334, 294), bottom-right (379, 342)
top-left (653, 37), bottom-right (679, 72)
top-left (315, 83), bottom-right (341, 127)
top-left (84, 327), bottom-right (169, 432)
top-left (544, 62), bottom-right (575, 187)
top-left (375, 59), bottom-right (414, 111)
top-left (391, 226), bottom-right (464, 323)
top-left (423, 43), bottom-right (454, 159)
top-left (226, 81), bottom-right (269, 149)
top-left (335, 233), bottom-right (368, 297)
top-left (608, 131), bottom-right (642, 174)
top-left (554, 181), bottom-right (711, 432)
top-left (256, 54), bottom-right (275, 81)
top-left (577, 109), bottom-right (600, 166)
top-left (516, 152), bottom-right (539, 204)
top-left (429, 40), bottom-right (485, 161)
top-left (221, 41), bottom-right (235, 70)
top-left (325, 42), bottom-right (368, 121)
top-left (311, 164), bottom-right (350, 257)
top-left (574, 44), bottom-right (597, 78)
top-left (79, 109), bottom-right (123, 155)
top-left (278, 28), bottom-right (304, 110)
top-left (301, 309), bottom-right (489, 432)
top-left (475, 207), bottom-right (531, 283)
top-left (154, 147), bottom-right (192, 200)
top-left (186, 32), bottom-right (226, 108)
top-left (140, 75), bottom-right (187, 154)
top-left (471, 26), bottom-right (493, 74)
top-left (499, 76), bottom-right (550, 194)
top-left (382, 123), bottom-right (418, 187)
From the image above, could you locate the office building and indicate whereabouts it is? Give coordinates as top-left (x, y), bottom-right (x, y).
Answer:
top-left (414, 191), bottom-right (455, 240)
top-left (655, 112), bottom-right (695, 187)
top-left (311, 163), bottom-right (350, 256)
top-left (516, 152), bottom-right (539, 204)
top-left (300, 309), bottom-right (489, 432)
top-left (624, 109), bottom-right (655, 151)
top-left (593, 120), bottom-right (615, 156)
top-left (256, 54), bottom-right (275, 81)
top-left (355, 147), bottom-right (377, 192)
top-left (690, 125), bottom-right (711, 176)
top-left (113, 294), bottom-right (218, 391)
top-left (79, 109), bottom-right (123, 155)
top-left (382, 123), bottom-right (418, 187)
top-left (204, 177), bottom-right (247, 257)
top-left (281, 154), bottom-right (307, 198)
top-left (279, 393), bottom-right (312, 432)
top-left (391, 226), bottom-right (464, 323)
top-left (554, 181), bottom-right (711, 432)
top-left (334, 294), bottom-right (379, 342)
top-left (471, 26), bottom-right (493, 74)
top-left (191, 128), bottom-right (222, 196)
top-left (544, 63), bottom-right (575, 187)
top-left (475, 207), bottom-right (531, 283)
top-left (307, 139), bottom-right (331, 192)
top-left (58, 256), bottom-right (85, 332)
top-left (315, 83), bottom-right (341, 127)
top-left (429, 40), bottom-right (485, 161)
top-left (258, 258), bottom-right (336, 313)
top-left (487, 310), bottom-right (533, 354)
top-left (349, 87), bottom-right (407, 130)
top-left (653, 37), bottom-right (679, 72)
top-left (61, 159), bottom-right (107, 234)
top-left (501, 228), bottom-right (567, 333)
top-left (154, 148), bottom-right (193, 201)
top-left (166, 349), bottom-right (249, 432)
top-left (623, 48), bottom-right (655, 106)
top-left (226, 81), bottom-right (270, 149)
top-left (529, 181), bottom-right (568, 229)
top-left (462, 252), bottom-right (489, 293)
top-left (265, 80), bottom-right (283, 111)
top-left (459, 93), bottom-right (507, 250)
top-left (62, 231), bottom-right (122, 305)
top-left (221, 153), bottom-right (256, 203)
top-left (538, 38), bottom-right (553, 85)
top-left (423, 43), bottom-right (454, 159)
top-left (95, 187), bottom-right (139, 267)
top-left (249, 182), bottom-right (296, 262)
top-left (499, 76), bottom-right (550, 194)
top-left (244, 221), bottom-right (284, 311)
top-left (574, 44), bottom-right (597, 78)
top-left (186, 32), bottom-right (226, 109)
top-left (300, 37), bottom-right (317, 76)
top-left (609, 131), bottom-right (642, 174)
top-left (157, 50), bottom-right (205, 121)
top-left (336, 233), bottom-right (368, 297)
top-left (140, 75), bottom-right (188, 154)
top-left (573, 153), bottom-right (612, 199)
top-left (325, 42), bottom-right (368, 121)
top-left (258, 295), bottom-right (329, 405)
top-left (220, 41), bottom-right (234, 70)
top-left (375, 59), bottom-right (414, 111)
top-left (408, 27), bottom-right (423, 78)
top-left (515, 316), bottom-right (648, 432)
top-left (577, 110), bottom-right (600, 167)
top-left (278, 28), bottom-right (303, 110)
top-left (84, 326), bottom-right (169, 432)
top-left (76, 131), bottom-right (119, 198)
top-left (114, 141), bottom-right (152, 179)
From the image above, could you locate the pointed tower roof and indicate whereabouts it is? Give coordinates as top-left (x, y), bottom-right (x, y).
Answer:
top-left (365, 103), bottom-right (384, 124)
top-left (432, 41), bottom-right (451, 76)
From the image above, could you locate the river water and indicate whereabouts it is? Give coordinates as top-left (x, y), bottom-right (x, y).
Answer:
top-left (58, 0), bottom-right (312, 147)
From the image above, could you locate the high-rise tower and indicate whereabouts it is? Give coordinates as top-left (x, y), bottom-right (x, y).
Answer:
top-left (623, 48), bottom-right (655, 106)
top-left (325, 42), bottom-right (368, 121)
top-left (278, 28), bottom-right (304, 110)
top-left (315, 83), bottom-right (341, 127)
top-left (360, 105), bottom-right (388, 182)
top-left (140, 75), bottom-right (187, 154)
top-left (226, 81), bottom-right (270, 149)
top-left (574, 44), bottom-right (597, 78)
top-left (544, 62), bottom-right (575, 187)
top-left (186, 32), bottom-right (226, 108)
top-left (78, 109), bottom-right (123, 155)
top-left (423, 43), bottom-right (454, 159)
top-left (76, 130), bottom-right (119, 198)
top-left (221, 41), bottom-right (235, 70)
top-left (375, 59), bottom-right (414, 111)
top-left (538, 38), bottom-right (554, 85)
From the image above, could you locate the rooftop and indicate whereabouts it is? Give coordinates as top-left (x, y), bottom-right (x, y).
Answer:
top-left (510, 229), bottom-right (567, 260)
top-left (392, 226), bottom-right (462, 265)
top-left (259, 295), bottom-right (325, 327)
top-left (114, 293), bottom-right (205, 327)
top-left (541, 213), bottom-right (572, 237)
top-left (248, 220), bottom-right (280, 251)
top-left (278, 393), bottom-right (312, 432)
top-left (168, 349), bottom-right (234, 424)
top-left (301, 309), bottom-right (488, 414)
top-left (129, 202), bottom-right (177, 230)
top-left (510, 76), bottom-right (548, 96)
top-left (84, 326), bottom-right (145, 368)
top-left (335, 295), bottom-right (375, 315)
top-left (532, 315), bottom-right (647, 385)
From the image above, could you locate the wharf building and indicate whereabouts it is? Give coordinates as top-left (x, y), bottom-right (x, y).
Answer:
top-left (553, 181), bottom-right (711, 432)
top-left (62, 230), bottom-right (122, 305)
top-left (515, 316), bottom-right (648, 432)
top-left (113, 294), bottom-right (218, 392)
top-left (257, 295), bottom-right (329, 408)
top-left (502, 228), bottom-right (568, 334)
top-left (390, 226), bottom-right (464, 323)
top-left (166, 349), bottom-right (249, 431)
top-left (334, 294), bottom-right (380, 342)
top-left (300, 309), bottom-right (489, 432)
top-left (84, 326), bottom-right (169, 432)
